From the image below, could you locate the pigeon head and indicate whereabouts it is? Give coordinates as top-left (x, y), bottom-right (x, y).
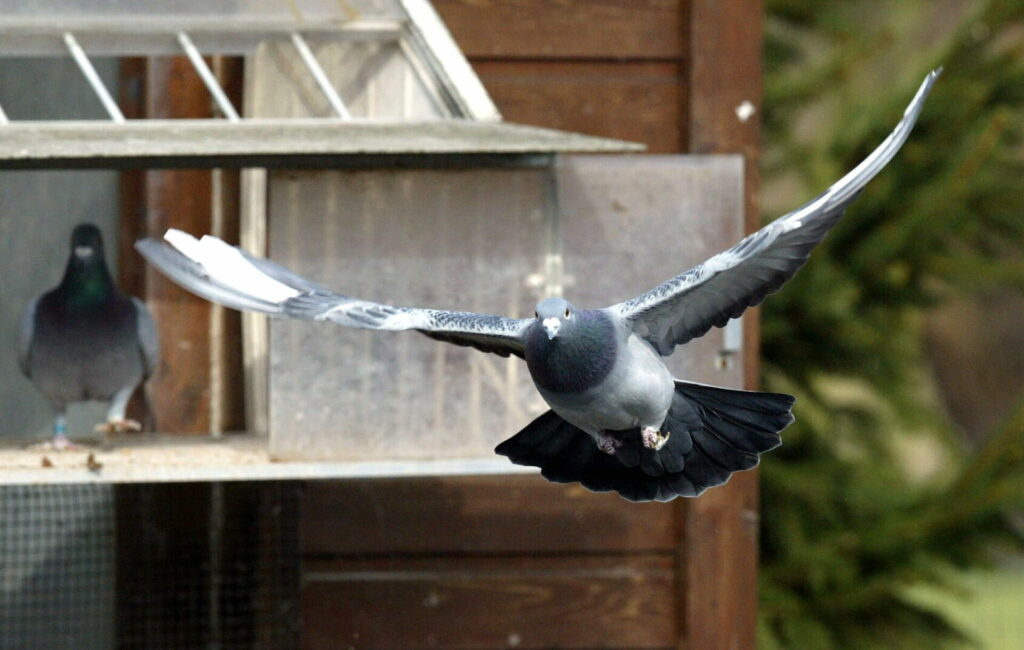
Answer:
top-left (59, 223), bottom-right (114, 304)
top-left (70, 223), bottom-right (104, 262)
top-left (534, 297), bottom-right (576, 340)
top-left (525, 297), bottom-right (618, 394)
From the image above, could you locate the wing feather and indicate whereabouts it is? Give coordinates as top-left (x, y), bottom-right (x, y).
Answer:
top-left (612, 69), bottom-right (941, 355)
top-left (135, 233), bottom-right (530, 359)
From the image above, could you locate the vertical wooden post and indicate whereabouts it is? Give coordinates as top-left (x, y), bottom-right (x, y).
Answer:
top-left (122, 57), bottom-right (245, 434)
top-left (141, 57), bottom-right (215, 433)
top-left (209, 57), bottom-right (247, 434)
top-left (679, 1), bottom-right (763, 649)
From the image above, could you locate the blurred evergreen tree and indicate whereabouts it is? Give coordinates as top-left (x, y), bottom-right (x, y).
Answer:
top-left (758, 0), bottom-right (1024, 647)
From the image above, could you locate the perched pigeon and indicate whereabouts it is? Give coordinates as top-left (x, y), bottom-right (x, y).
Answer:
top-left (136, 70), bottom-right (939, 501)
top-left (18, 223), bottom-right (159, 449)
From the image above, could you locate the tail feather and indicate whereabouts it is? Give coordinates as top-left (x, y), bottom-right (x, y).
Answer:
top-left (495, 381), bottom-right (794, 502)
top-left (675, 382), bottom-right (793, 456)
top-left (612, 436), bottom-right (643, 469)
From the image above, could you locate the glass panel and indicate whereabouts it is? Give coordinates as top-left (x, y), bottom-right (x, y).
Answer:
top-left (267, 167), bottom-right (553, 461)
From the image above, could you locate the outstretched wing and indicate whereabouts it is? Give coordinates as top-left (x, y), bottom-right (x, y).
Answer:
top-left (135, 231), bottom-right (531, 358)
top-left (611, 68), bottom-right (941, 356)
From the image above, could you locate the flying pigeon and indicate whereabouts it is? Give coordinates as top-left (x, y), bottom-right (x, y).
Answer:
top-left (18, 223), bottom-right (159, 449)
top-left (136, 70), bottom-right (940, 501)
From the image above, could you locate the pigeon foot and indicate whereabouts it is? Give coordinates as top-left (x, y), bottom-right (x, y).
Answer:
top-left (95, 419), bottom-right (142, 434)
top-left (642, 427), bottom-right (670, 451)
top-left (596, 433), bottom-right (622, 455)
top-left (50, 434), bottom-right (79, 451)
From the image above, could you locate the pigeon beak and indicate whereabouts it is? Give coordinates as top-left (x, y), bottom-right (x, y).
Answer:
top-left (74, 246), bottom-right (94, 259)
top-left (543, 317), bottom-right (560, 340)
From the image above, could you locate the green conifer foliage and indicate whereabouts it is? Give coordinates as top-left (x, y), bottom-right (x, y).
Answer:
top-left (759, 1), bottom-right (1024, 647)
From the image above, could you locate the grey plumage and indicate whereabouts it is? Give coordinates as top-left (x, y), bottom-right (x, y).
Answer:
top-left (19, 223), bottom-right (158, 447)
top-left (136, 70), bottom-right (939, 501)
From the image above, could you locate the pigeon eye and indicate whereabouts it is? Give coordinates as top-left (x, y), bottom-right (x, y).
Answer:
top-left (534, 311), bottom-right (539, 319)
top-left (564, 307), bottom-right (571, 319)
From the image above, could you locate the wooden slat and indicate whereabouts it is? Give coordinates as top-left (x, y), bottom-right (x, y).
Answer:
top-left (302, 555), bottom-right (675, 650)
top-left (209, 57), bottom-right (246, 433)
top-left (117, 58), bottom-right (148, 299)
top-left (142, 57), bottom-right (215, 432)
top-left (302, 476), bottom-right (676, 556)
top-left (433, 0), bottom-right (685, 59)
top-left (474, 61), bottom-right (686, 153)
top-left (679, 2), bottom-right (763, 649)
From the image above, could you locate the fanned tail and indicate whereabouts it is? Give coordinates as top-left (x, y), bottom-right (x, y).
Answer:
top-left (494, 381), bottom-right (794, 502)
top-left (664, 381), bottom-right (792, 493)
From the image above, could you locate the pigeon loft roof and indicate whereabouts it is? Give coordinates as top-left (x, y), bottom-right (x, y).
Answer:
top-left (0, 0), bottom-right (641, 168)
top-left (0, 119), bottom-right (641, 169)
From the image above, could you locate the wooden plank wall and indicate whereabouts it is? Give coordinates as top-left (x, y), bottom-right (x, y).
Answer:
top-left (438, 0), bottom-right (688, 153)
top-left (302, 2), bottom-right (763, 650)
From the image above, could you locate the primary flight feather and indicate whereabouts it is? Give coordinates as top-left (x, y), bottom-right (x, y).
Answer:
top-left (136, 69), bottom-right (940, 501)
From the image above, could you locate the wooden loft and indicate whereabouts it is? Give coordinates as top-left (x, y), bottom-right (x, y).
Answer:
top-left (116, 2), bottom-right (763, 648)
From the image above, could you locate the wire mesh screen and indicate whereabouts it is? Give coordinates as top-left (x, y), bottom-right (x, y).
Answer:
top-left (1, 484), bottom-right (116, 649)
top-left (0, 481), bottom-right (301, 650)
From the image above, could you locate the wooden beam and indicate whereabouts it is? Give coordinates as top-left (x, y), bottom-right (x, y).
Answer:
top-left (679, 1), bottom-right (763, 649)
top-left (142, 57), bottom-right (215, 433)
top-left (209, 57), bottom-right (246, 434)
